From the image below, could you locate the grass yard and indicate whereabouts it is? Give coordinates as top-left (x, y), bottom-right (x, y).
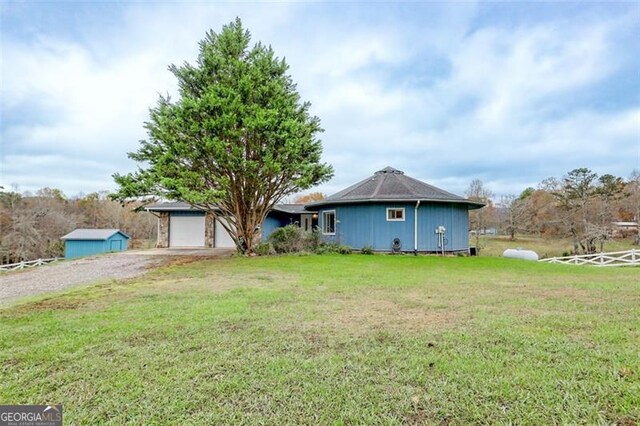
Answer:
top-left (479, 235), bottom-right (637, 258)
top-left (1, 255), bottom-right (638, 424)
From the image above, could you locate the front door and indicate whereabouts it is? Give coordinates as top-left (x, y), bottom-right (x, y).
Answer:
top-left (301, 214), bottom-right (313, 232)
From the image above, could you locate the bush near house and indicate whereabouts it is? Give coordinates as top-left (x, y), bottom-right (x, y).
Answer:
top-left (267, 225), bottom-right (351, 255)
top-left (268, 225), bottom-right (314, 254)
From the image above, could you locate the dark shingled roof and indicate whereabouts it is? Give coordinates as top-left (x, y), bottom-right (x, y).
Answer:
top-left (145, 202), bottom-right (315, 214)
top-left (306, 167), bottom-right (484, 209)
top-left (271, 204), bottom-right (317, 214)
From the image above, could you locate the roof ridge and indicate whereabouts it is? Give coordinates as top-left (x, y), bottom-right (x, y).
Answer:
top-left (324, 175), bottom-right (374, 200)
top-left (371, 174), bottom-right (386, 197)
top-left (394, 172), bottom-right (418, 195)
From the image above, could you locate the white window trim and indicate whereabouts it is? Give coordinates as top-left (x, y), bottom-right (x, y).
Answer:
top-left (322, 210), bottom-right (336, 235)
top-left (386, 207), bottom-right (406, 222)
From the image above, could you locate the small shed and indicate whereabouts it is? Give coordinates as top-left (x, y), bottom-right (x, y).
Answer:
top-left (61, 229), bottom-right (130, 259)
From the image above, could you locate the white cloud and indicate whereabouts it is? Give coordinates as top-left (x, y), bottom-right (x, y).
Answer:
top-left (1, 3), bottom-right (638, 199)
top-left (314, 15), bottom-right (639, 196)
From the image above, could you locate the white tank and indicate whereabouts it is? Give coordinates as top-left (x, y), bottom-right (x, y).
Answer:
top-left (502, 248), bottom-right (539, 261)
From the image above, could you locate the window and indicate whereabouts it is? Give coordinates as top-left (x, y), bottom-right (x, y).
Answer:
top-left (386, 208), bottom-right (405, 221)
top-left (323, 210), bottom-right (336, 234)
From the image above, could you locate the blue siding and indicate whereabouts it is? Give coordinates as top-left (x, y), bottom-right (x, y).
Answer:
top-left (107, 233), bottom-right (129, 252)
top-left (318, 202), bottom-right (470, 252)
top-left (262, 216), bottom-right (288, 241)
top-left (416, 203), bottom-right (469, 251)
top-left (64, 232), bottom-right (129, 259)
top-left (261, 212), bottom-right (304, 241)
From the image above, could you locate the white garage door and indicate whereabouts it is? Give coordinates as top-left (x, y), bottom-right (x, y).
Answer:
top-left (170, 215), bottom-right (205, 247)
top-left (215, 218), bottom-right (236, 248)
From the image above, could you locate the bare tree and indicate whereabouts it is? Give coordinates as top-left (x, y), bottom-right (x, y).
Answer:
top-left (624, 170), bottom-right (640, 245)
top-left (593, 174), bottom-right (627, 251)
top-left (0, 188), bottom-right (158, 264)
top-left (465, 179), bottom-right (494, 250)
top-left (294, 192), bottom-right (326, 204)
top-left (499, 194), bottom-right (529, 241)
top-left (551, 168), bottom-right (598, 254)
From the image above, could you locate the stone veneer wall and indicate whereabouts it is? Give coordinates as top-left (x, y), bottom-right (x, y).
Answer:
top-left (157, 212), bottom-right (169, 248)
top-left (205, 212), bottom-right (215, 248)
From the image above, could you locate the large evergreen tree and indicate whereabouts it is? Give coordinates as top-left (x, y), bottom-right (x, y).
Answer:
top-left (112, 19), bottom-right (333, 253)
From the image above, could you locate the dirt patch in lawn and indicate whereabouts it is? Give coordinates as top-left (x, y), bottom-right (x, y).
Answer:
top-left (6, 296), bottom-right (91, 314)
top-left (310, 290), bottom-right (465, 334)
top-left (519, 286), bottom-right (599, 303)
top-left (331, 299), bottom-right (462, 331)
top-left (139, 269), bottom-right (299, 296)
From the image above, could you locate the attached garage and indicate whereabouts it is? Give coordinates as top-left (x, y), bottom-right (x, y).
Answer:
top-left (214, 217), bottom-right (236, 248)
top-left (145, 202), bottom-right (236, 249)
top-left (169, 212), bottom-right (206, 247)
top-left (146, 201), bottom-right (315, 249)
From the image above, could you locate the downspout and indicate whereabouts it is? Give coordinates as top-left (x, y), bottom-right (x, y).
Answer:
top-left (414, 200), bottom-right (421, 255)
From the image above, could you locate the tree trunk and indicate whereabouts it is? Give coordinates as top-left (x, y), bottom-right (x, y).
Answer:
top-left (636, 206), bottom-right (640, 246)
top-left (571, 228), bottom-right (580, 254)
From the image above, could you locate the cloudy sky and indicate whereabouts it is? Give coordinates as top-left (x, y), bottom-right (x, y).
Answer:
top-left (1, 1), bottom-right (639, 199)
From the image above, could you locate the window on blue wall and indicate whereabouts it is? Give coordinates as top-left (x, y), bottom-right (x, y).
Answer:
top-left (386, 208), bottom-right (405, 221)
top-left (322, 210), bottom-right (336, 234)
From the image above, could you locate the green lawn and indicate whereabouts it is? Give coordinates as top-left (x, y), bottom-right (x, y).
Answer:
top-left (1, 255), bottom-right (638, 424)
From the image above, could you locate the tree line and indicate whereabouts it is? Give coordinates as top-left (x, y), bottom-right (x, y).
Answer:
top-left (466, 168), bottom-right (640, 254)
top-left (0, 188), bottom-right (157, 264)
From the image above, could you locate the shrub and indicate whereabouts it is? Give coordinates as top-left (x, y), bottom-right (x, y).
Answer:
top-left (314, 243), bottom-right (336, 255)
top-left (314, 243), bottom-right (352, 255)
top-left (307, 227), bottom-right (321, 252)
top-left (268, 225), bottom-right (307, 254)
top-left (267, 226), bottom-right (351, 255)
top-left (254, 241), bottom-right (275, 256)
top-left (337, 245), bottom-right (352, 255)
top-left (361, 245), bottom-right (374, 255)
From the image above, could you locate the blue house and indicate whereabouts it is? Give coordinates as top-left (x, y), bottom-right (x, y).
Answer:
top-left (145, 166), bottom-right (483, 253)
top-left (61, 229), bottom-right (130, 259)
top-left (305, 167), bottom-right (484, 253)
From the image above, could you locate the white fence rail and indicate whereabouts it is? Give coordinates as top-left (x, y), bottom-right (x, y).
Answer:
top-left (539, 249), bottom-right (639, 267)
top-left (0, 257), bottom-right (62, 272)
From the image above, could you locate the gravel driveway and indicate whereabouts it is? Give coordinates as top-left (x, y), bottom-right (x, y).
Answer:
top-left (0, 254), bottom-right (163, 305)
